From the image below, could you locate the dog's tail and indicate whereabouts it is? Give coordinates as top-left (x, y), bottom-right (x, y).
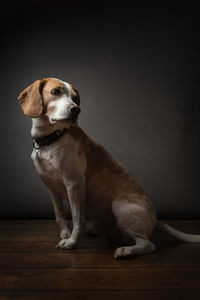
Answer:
top-left (156, 221), bottom-right (200, 242)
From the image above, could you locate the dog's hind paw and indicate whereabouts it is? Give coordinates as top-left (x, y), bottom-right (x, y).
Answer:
top-left (114, 246), bottom-right (133, 258)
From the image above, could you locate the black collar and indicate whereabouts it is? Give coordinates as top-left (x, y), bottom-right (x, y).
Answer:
top-left (33, 128), bottom-right (70, 150)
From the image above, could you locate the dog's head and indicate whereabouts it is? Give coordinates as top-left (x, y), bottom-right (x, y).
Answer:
top-left (18, 78), bottom-right (81, 126)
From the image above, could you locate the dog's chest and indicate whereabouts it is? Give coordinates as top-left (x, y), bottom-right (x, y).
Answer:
top-left (31, 140), bottom-right (74, 195)
top-left (31, 136), bottom-right (85, 196)
top-left (33, 150), bottom-right (60, 179)
top-left (31, 146), bottom-right (66, 195)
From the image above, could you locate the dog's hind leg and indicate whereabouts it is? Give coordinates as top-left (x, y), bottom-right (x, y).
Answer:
top-left (48, 189), bottom-right (72, 239)
top-left (112, 199), bottom-right (156, 258)
top-left (114, 237), bottom-right (156, 258)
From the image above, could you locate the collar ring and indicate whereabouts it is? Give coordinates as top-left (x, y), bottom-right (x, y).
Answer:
top-left (33, 140), bottom-right (41, 150)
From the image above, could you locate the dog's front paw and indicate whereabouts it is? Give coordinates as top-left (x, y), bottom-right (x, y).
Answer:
top-left (56, 238), bottom-right (77, 250)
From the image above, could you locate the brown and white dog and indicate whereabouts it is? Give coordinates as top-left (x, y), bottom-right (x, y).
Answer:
top-left (18, 78), bottom-right (200, 258)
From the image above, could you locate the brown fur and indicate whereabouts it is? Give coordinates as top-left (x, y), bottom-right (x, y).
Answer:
top-left (18, 78), bottom-right (200, 257)
top-left (18, 80), bottom-right (46, 118)
top-left (18, 78), bottom-right (158, 255)
top-left (68, 126), bottom-right (156, 239)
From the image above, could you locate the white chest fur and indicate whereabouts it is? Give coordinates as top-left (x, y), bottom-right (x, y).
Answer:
top-left (31, 135), bottom-right (87, 198)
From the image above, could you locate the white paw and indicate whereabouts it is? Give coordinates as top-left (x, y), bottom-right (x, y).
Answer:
top-left (56, 238), bottom-right (77, 250)
top-left (114, 246), bottom-right (133, 258)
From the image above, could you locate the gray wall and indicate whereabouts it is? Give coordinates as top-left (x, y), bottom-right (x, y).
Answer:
top-left (1, 3), bottom-right (199, 218)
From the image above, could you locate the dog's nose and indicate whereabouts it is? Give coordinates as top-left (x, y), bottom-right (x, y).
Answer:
top-left (70, 106), bottom-right (81, 116)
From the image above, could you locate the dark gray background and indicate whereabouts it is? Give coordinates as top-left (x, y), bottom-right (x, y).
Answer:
top-left (1, 2), bottom-right (199, 219)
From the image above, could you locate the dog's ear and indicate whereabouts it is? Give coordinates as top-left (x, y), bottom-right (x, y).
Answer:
top-left (18, 79), bottom-right (47, 118)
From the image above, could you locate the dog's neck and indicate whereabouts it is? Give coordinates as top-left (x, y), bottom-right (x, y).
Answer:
top-left (31, 116), bottom-right (77, 139)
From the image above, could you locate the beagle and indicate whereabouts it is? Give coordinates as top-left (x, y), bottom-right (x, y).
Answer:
top-left (18, 78), bottom-right (200, 258)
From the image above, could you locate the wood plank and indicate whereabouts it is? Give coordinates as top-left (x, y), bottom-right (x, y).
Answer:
top-left (0, 220), bottom-right (199, 233)
top-left (0, 220), bottom-right (200, 297)
top-left (1, 244), bottom-right (200, 268)
top-left (0, 268), bottom-right (200, 291)
top-left (0, 241), bottom-right (116, 253)
top-left (0, 234), bottom-right (199, 253)
top-left (0, 238), bottom-right (200, 253)
top-left (0, 290), bottom-right (200, 300)
top-left (1, 220), bottom-right (199, 240)
top-left (0, 220), bottom-right (199, 245)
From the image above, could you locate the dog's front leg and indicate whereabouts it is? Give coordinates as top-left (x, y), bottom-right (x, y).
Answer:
top-left (56, 178), bottom-right (86, 250)
top-left (48, 189), bottom-right (72, 239)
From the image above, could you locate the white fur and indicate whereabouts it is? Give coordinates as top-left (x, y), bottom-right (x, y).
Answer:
top-left (48, 95), bottom-right (74, 123)
top-left (63, 81), bottom-right (72, 97)
top-left (31, 116), bottom-right (49, 138)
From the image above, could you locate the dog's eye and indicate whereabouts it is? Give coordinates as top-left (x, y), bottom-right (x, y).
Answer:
top-left (51, 88), bottom-right (61, 96)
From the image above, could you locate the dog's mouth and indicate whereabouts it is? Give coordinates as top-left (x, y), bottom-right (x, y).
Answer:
top-left (49, 107), bottom-right (81, 124)
top-left (65, 115), bottom-right (79, 122)
top-left (50, 117), bottom-right (78, 124)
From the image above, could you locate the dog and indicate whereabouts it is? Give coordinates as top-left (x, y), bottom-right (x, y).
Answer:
top-left (18, 78), bottom-right (200, 258)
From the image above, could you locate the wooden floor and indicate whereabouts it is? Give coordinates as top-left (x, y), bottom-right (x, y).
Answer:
top-left (0, 220), bottom-right (200, 299)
